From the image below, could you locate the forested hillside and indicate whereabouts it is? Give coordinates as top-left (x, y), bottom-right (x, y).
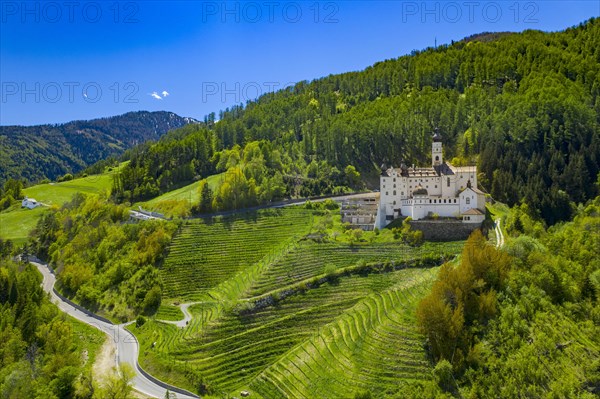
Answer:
top-left (0, 111), bottom-right (197, 186)
top-left (417, 195), bottom-right (600, 397)
top-left (0, 244), bottom-right (109, 398)
top-left (31, 194), bottom-right (177, 321)
top-left (114, 19), bottom-right (600, 224)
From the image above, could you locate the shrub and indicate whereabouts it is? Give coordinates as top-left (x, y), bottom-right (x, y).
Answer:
top-left (136, 315), bottom-right (146, 327)
top-left (57, 173), bottom-right (74, 182)
top-left (433, 359), bottom-right (454, 392)
top-left (142, 286), bottom-right (162, 315)
top-left (322, 199), bottom-right (340, 210)
top-left (353, 391), bottom-right (372, 399)
top-left (0, 195), bottom-right (14, 210)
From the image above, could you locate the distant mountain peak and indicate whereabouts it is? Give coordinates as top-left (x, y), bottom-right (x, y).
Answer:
top-left (0, 111), bottom-right (197, 185)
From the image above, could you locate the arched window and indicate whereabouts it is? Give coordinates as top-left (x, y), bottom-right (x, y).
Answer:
top-left (393, 190), bottom-right (396, 196)
top-left (435, 156), bottom-right (439, 161)
top-left (466, 197), bottom-right (470, 204)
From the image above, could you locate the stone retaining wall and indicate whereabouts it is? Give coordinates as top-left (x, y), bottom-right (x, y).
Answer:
top-left (409, 220), bottom-right (481, 241)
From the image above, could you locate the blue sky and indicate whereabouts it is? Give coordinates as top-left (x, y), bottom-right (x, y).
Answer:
top-left (1, 1), bottom-right (598, 126)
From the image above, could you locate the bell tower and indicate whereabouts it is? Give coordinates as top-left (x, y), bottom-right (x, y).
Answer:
top-left (432, 128), bottom-right (443, 167)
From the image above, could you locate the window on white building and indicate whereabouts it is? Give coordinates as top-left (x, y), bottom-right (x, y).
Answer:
top-left (447, 177), bottom-right (450, 187)
top-left (393, 191), bottom-right (396, 195)
top-left (386, 192), bottom-right (389, 196)
top-left (466, 197), bottom-right (470, 204)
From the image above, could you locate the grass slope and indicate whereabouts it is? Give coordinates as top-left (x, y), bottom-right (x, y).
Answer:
top-left (0, 164), bottom-right (124, 243)
top-left (22, 173), bottom-right (114, 206)
top-left (142, 173), bottom-right (223, 207)
top-left (0, 206), bottom-right (46, 245)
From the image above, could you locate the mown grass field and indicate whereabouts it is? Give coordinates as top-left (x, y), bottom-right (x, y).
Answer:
top-left (130, 207), bottom-right (464, 398)
top-left (0, 206), bottom-right (46, 245)
top-left (0, 175), bottom-right (111, 244)
top-left (22, 173), bottom-right (114, 206)
top-left (0, 166), bottom-right (122, 244)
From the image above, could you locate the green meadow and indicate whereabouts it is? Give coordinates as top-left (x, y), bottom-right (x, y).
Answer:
top-left (0, 167), bottom-right (120, 244)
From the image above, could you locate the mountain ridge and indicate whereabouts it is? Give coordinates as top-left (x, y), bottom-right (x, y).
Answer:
top-left (0, 111), bottom-right (199, 185)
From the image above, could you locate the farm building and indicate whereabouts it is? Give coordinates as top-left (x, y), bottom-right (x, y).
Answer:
top-left (21, 197), bottom-right (41, 209)
top-left (341, 195), bottom-right (378, 231)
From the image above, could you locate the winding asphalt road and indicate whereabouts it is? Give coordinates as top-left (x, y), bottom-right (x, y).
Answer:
top-left (32, 261), bottom-right (198, 399)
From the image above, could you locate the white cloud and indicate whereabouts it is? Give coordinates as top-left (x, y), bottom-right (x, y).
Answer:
top-left (150, 92), bottom-right (162, 100)
top-left (162, 90), bottom-right (169, 97)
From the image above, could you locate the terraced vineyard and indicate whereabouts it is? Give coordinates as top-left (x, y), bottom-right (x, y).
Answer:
top-left (246, 240), bottom-right (463, 298)
top-left (132, 208), bottom-right (465, 398)
top-left (161, 208), bottom-right (313, 301)
top-left (251, 272), bottom-right (435, 398)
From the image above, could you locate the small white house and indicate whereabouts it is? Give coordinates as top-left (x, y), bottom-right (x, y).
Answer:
top-left (461, 208), bottom-right (485, 223)
top-left (21, 197), bottom-right (41, 209)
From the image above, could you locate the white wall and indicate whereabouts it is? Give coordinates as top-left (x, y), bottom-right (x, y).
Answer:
top-left (463, 214), bottom-right (485, 223)
top-left (459, 189), bottom-right (476, 214)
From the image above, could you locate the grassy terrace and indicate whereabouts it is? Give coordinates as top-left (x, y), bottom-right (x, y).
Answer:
top-left (130, 207), bottom-right (465, 397)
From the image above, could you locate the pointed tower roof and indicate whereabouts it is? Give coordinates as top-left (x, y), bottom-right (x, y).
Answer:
top-left (432, 127), bottom-right (442, 142)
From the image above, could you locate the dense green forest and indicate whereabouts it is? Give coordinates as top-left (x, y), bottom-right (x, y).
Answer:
top-left (113, 19), bottom-right (599, 225)
top-left (31, 194), bottom-right (177, 321)
top-left (417, 195), bottom-right (600, 397)
top-left (0, 111), bottom-right (197, 187)
top-left (0, 243), bottom-right (138, 398)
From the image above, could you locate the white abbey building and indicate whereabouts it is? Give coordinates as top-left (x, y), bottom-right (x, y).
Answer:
top-left (375, 131), bottom-right (486, 229)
